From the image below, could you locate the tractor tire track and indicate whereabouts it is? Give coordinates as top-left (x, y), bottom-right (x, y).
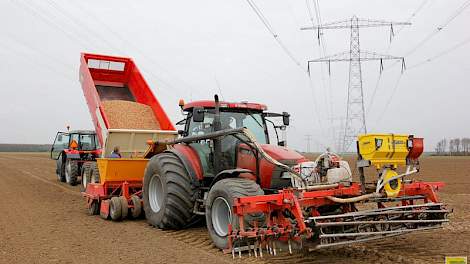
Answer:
top-left (0, 153), bottom-right (468, 263)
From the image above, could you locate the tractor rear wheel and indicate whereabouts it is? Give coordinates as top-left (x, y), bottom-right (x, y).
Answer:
top-left (205, 178), bottom-right (264, 249)
top-left (143, 153), bottom-right (198, 229)
top-left (64, 159), bottom-right (79, 186)
top-left (56, 157), bottom-right (66, 182)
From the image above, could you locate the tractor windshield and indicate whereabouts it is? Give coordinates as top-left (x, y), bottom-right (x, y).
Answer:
top-left (188, 110), bottom-right (268, 144)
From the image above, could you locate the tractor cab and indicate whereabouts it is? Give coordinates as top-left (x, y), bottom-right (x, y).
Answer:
top-left (50, 130), bottom-right (100, 160)
top-left (176, 98), bottom-right (304, 189)
top-left (50, 130), bottom-right (101, 186)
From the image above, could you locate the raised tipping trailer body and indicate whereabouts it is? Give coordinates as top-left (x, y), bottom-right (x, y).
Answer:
top-left (79, 53), bottom-right (177, 220)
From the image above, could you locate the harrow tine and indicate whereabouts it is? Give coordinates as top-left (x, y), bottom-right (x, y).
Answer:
top-left (320, 226), bottom-right (442, 238)
top-left (247, 241), bottom-right (252, 257)
top-left (288, 239), bottom-right (293, 255)
top-left (259, 240), bottom-right (263, 258)
top-left (316, 219), bottom-right (448, 227)
top-left (254, 241), bottom-right (258, 258)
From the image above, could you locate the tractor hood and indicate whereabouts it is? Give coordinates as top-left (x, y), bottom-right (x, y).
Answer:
top-left (259, 144), bottom-right (307, 164)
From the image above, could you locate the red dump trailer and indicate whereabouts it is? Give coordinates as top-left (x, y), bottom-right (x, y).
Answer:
top-left (79, 53), bottom-right (177, 219)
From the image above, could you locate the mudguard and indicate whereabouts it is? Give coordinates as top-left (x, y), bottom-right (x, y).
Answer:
top-left (210, 168), bottom-right (254, 187)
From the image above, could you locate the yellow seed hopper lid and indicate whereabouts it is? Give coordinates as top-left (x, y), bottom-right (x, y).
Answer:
top-left (357, 134), bottom-right (410, 169)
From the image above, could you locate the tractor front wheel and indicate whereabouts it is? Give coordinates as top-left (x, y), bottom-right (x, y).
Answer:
top-left (205, 178), bottom-right (264, 249)
top-left (143, 153), bottom-right (198, 229)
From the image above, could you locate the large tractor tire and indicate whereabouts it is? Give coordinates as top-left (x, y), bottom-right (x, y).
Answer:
top-left (56, 157), bottom-right (66, 182)
top-left (205, 178), bottom-right (264, 249)
top-left (143, 153), bottom-right (198, 229)
top-left (64, 159), bottom-right (79, 186)
top-left (80, 162), bottom-right (92, 192)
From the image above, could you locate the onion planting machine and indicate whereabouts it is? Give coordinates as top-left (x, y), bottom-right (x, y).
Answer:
top-left (71, 53), bottom-right (449, 256)
top-left (225, 133), bottom-right (449, 255)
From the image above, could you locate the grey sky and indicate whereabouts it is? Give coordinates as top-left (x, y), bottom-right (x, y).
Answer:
top-left (0, 0), bottom-right (469, 152)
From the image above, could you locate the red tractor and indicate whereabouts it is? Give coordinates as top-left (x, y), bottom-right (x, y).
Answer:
top-left (143, 95), bottom-right (449, 252)
top-left (50, 130), bottom-right (101, 186)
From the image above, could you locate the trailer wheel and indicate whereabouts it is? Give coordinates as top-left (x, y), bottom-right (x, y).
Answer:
top-left (88, 200), bottom-right (100, 216)
top-left (120, 196), bottom-right (128, 220)
top-left (109, 197), bottom-right (122, 221)
top-left (80, 162), bottom-right (92, 192)
top-left (100, 200), bottom-right (110, 220)
top-left (65, 159), bottom-right (79, 186)
top-left (130, 195), bottom-right (142, 219)
top-left (205, 178), bottom-right (264, 249)
top-left (143, 153), bottom-right (198, 229)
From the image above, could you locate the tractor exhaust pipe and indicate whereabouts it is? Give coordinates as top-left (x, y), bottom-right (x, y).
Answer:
top-left (213, 94), bottom-right (223, 174)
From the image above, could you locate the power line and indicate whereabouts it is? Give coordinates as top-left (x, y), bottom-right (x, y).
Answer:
top-left (68, 1), bottom-right (204, 98)
top-left (372, 0), bottom-right (470, 127)
top-left (405, 0), bottom-right (470, 58)
top-left (374, 73), bottom-right (404, 127)
top-left (21, 0), bottom-right (185, 101)
top-left (0, 41), bottom-right (75, 81)
top-left (9, 0), bottom-right (91, 49)
top-left (407, 35), bottom-right (470, 69)
top-left (393, 0), bottom-right (430, 40)
top-left (368, 0), bottom-right (430, 113)
top-left (245, 0), bottom-right (306, 72)
top-left (305, 0), bottom-right (334, 146)
top-left (374, 35), bottom-right (470, 123)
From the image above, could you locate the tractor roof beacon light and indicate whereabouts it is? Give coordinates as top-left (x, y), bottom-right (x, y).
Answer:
top-left (178, 99), bottom-right (185, 110)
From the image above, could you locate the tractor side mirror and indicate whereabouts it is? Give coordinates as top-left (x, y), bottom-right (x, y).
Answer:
top-left (192, 107), bottom-right (205, 122)
top-left (282, 112), bottom-right (290, 126)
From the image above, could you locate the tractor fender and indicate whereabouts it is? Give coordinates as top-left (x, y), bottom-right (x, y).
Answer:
top-left (210, 168), bottom-right (256, 187)
top-left (164, 148), bottom-right (202, 187)
top-left (64, 149), bottom-right (81, 159)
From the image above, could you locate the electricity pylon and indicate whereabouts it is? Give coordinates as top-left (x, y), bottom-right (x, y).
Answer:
top-left (302, 16), bottom-right (409, 153)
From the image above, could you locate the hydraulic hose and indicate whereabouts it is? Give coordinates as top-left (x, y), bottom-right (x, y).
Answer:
top-left (326, 192), bottom-right (384, 203)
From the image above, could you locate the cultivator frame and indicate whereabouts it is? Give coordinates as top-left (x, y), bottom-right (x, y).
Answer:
top-left (227, 181), bottom-right (449, 256)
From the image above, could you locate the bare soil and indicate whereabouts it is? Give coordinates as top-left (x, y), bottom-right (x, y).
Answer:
top-left (0, 153), bottom-right (468, 263)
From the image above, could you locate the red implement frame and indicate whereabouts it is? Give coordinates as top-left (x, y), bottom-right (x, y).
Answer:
top-left (227, 181), bottom-right (445, 251)
top-left (82, 181), bottom-right (143, 218)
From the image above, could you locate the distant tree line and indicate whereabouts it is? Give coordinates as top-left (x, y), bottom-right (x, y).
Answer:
top-left (434, 138), bottom-right (470, 156)
top-left (0, 144), bottom-right (51, 152)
